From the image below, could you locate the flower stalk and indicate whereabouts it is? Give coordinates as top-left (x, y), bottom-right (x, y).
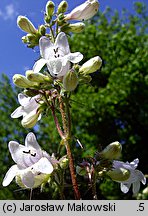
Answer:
top-left (58, 93), bottom-right (81, 199)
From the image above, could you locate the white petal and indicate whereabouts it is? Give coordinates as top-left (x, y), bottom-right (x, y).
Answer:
top-left (25, 132), bottom-right (41, 150)
top-left (135, 170), bottom-right (146, 185)
top-left (9, 141), bottom-right (41, 168)
top-left (39, 36), bottom-right (53, 59)
top-left (47, 59), bottom-right (63, 76)
top-left (33, 58), bottom-right (47, 73)
top-left (33, 157), bottom-right (53, 174)
top-left (11, 106), bottom-right (24, 118)
top-left (132, 181), bottom-right (140, 194)
top-left (2, 165), bottom-right (19, 186)
top-left (21, 171), bottom-right (35, 188)
top-left (18, 93), bottom-right (29, 106)
top-left (142, 176), bottom-right (146, 185)
top-left (120, 183), bottom-right (131, 193)
top-left (9, 141), bottom-right (29, 168)
top-left (55, 32), bottom-right (70, 55)
top-left (66, 52), bottom-right (83, 63)
top-left (130, 158), bottom-right (139, 169)
top-left (47, 61), bottom-right (70, 77)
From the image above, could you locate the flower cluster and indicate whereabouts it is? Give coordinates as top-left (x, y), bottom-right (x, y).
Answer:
top-left (76, 142), bottom-right (146, 195)
top-left (2, 0), bottom-right (146, 199)
top-left (10, 0), bottom-right (102, 129)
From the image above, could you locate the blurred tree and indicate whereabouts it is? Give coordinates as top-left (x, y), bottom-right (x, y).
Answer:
top-left (0, 2), bottom-right (147, 199)
top-left (69, 2), bottom-right (148, 198)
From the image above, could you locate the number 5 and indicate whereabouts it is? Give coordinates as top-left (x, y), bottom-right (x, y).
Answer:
top-left (139, 203), bottom-right (144, 211)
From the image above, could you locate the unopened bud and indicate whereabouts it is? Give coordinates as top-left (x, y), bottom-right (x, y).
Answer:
top-left (57, 1), bottom-right (68, 14)
top-left (100, 141), bottom-right (122, 160)
top-left (26, 33), bottom-right (38, 44)
top-left (13, 74), bottom-right (37, 88)
top-left (22, 34), bottom-right (39, 48)
top-left (61, 22), bottom-right (85, 33)
top-left (46, 1), bottom-right (55, 17)
top-left (79, 74), bottom-right (92, 84)
top-left (22, 36), bottom-right (28, 43)
top-left (79, 56), bottom-right (102, 75)
top-left (63, 70), bottom-right (78, 91)
top-left (57, 13), bottom-right (66, 26)
top-left (107, 168), bottom-right (130, 182)
top-left (142, 187), bottom-right (148, 195)
top-left (26, 70), bottom-right (52, 83)
top-left (69, 22), bottom-right (85, 33)
top-left (21, 109), bottom-right (41, 128)
top-left (65, 0), bottom-right (99, 21)
top-left (23, 89), bottom-right (39, 97)
top-left (76, 166), bottom-right (87, 176)
top-left (17, 16), bottom-right (37, 34)
top-left (59, 156), bottom-right (69, 169)
top-left (38, 25), bottom-right (46, 36)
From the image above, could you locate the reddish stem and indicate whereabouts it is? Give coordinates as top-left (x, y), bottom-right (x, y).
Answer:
top-left (51, 104), bottom-right (64, 139)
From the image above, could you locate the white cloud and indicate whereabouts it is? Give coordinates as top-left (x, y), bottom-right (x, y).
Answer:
top-left (0, 4), bottom-right (18, 21)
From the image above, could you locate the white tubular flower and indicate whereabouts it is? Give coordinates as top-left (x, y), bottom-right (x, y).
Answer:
top-left (11, 93), bottom-right (42, 128)
top-left (65, 0), bottom-right (99, 21)
top-left (33, 32), bottom-right (83, 77)
top-left (112, 159), bottom-right (146, 194)
top-left (2, 133), bottom-right (54, 188)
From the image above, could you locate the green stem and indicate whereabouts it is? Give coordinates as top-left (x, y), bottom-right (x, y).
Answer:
top-left (59, 170), bottom-right (65, 200)
top-left (55, 21), bottom-right (59, 38)
top-left (49, 25), bottom-right (55, 42)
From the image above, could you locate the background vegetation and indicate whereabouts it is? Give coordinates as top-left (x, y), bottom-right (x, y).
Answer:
top-left (0, 2), bottom-right (147, 199)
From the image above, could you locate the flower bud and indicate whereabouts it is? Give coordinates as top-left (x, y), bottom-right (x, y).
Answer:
top-left (21, 110), bottom-right (41, 128)
top-left (79, 56), bottom-right (102, 75)
top-left (79, 74), bottom-right (92, 84)
top-left (13, 74), bottom-right (37, 88)
top-left (21, 36), bottom-right (28, 44)
top-left (59, 156), bottom-right (69, 169)
top-left (100, 141), bottom-right (122, 160)
top-left (27, 33), bottom-right (39, 44)
top-left (26, 70), bottom-right (52, 83)
top-left (69, 22), bottom-right (85, 33)
top-left (38, 25), bottom-right (46, 36)
top-left (23, 89), bottom-right (39, 97)
top-left (76, 166), bottom-right (87, 176)
top-left (63, 70), bottom-right (78, 91)
top-left (107, 168), bottom-right (130, 182)
top-left (65, 0), bottom-right (99, 21)
top-left (142, 187), bottom-right (148, 195)
top-left (57, 1), bottom-right (68, 14)
top-left (61, 22), bottom-right (85, 33)
top-left (57, 13), bottom-right (66, 26)
top-left (46, 1), bottom-right (55, 17)
top-left (17, 16), bottom-right (37, 34)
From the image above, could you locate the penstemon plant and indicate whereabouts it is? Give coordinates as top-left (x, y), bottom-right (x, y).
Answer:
top-left (2, 0), bottom-right (146, 200)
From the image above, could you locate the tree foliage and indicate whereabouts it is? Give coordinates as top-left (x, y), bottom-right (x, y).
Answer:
top-left (0, 2), bottom-right (147, 199)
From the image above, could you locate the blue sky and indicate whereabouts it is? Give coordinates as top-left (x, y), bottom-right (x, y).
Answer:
top-left (0, 0), bottom-right (147, 81)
